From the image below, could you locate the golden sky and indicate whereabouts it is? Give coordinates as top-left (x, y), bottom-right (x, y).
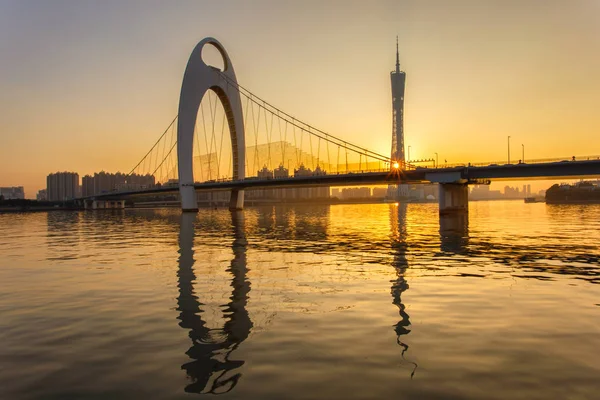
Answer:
top-left (1, 0), bottom-right (599, 197)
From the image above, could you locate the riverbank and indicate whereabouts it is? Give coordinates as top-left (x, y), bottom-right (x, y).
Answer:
top-left (0, 206), bottom-right (83, 213)
top-left (0, 199), bottom-right (81, 213)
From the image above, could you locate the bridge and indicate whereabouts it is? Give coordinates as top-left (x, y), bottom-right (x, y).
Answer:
top-left (79, 37), bottom-right (600, 216)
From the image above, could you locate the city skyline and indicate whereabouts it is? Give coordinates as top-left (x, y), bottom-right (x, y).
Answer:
top-left (2, 3), bottom-right (599, 398)
top-left (1, 1), bottom-right (600, 197)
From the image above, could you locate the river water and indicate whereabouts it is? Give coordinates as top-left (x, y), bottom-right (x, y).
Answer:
top-left (0, 201), bottom-right (599, 399)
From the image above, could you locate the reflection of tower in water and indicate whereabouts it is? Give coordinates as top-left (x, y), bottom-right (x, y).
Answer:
top-left (177, 211), bottom-right (252, 394)
top-left (389, 204), bottom-right (417, 377)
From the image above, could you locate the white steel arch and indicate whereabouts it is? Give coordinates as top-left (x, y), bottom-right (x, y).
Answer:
top-left (177, 37), bottom-right (245, 211)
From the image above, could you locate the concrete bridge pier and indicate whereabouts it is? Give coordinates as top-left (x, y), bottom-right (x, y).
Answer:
top-left (229, 189), bottom-right (244, 210)
top-left (425, 171), bottom-right (469, 216)
top-left (181, 185), bottom-right (199, 212)
top-left (438, 183), bottom-right (469, 215)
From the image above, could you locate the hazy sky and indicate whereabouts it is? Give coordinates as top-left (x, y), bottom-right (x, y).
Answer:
top-left (1, 0), bottom-right (599, 197)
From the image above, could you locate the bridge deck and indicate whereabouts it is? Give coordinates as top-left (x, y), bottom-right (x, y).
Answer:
top-left (80, 159), bottom-right (600, 200)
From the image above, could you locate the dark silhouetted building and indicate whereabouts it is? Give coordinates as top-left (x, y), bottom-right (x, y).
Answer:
top-left (0, 186), bottom-right (25, 200)
top-left (46, 172), bottom-right (79, 201)
top-left (36, 189), bottom-right (47, 201)
top-left (81, 172), bottom-right (155, 196)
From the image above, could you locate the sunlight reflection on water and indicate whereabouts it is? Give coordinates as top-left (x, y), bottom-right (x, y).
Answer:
top-left (0, 201), bottom-right (599, 399)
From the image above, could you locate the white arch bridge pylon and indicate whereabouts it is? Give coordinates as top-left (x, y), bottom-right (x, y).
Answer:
top-left (177, 37), bottom-right (246, 211)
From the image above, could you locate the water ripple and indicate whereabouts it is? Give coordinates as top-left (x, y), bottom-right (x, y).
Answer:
top-left (1, 202), bottom-right (599, 399)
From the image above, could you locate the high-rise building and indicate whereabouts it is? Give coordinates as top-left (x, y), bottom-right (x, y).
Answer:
top-left (257, 166), bottom-right (273, 179)
top-left (244, 164), bottom-right (329, 202)
top-left (81, 172), bottom-right (155, 197)
top-left (273, 165), bottom-right (289, 179)
top-left (292, 164), bottom-right (329, 199)
top-left (0, 186), bottom-right (25, 200)
top-left (82, 175), bottom-right (94, 197)
top-left (46, 172), bottom-right (79, 201)
top-left (272, 165), bottom-right (290, 200)
top-left (36, 189), bottom-right (47, 201)
top-left (93, 171), bottom-right (126, 195)
top-left (120, 173), bottom-right (155, 191)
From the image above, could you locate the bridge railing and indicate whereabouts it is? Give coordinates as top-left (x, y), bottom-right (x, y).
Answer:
top-left (203, 166), bottom-right (396, 184)
top-left (408, 155), bottom-right (600, 169)
top-left (92, 155), bottom-right (600, 197)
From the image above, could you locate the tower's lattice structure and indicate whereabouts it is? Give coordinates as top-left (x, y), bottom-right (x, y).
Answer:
top-left (390, 37), bottom-right (406, 165)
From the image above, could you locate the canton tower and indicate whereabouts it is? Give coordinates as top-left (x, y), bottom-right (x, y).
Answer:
top-left (390, 37), bottom-right (406, 165)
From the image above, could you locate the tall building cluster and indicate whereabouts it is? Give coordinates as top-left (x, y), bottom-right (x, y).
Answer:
top-left (200, 164), bottom-right (331, 204)
top-left (331, 184), bottom-right (436, 201)
top-left (245, 164), bottom-right (329, 201)
top-left (81, 172), bottom-right (154, 197)
top-left (42, 171), bottom-right (155, 201)
top-left (46, 172), bottom-right (79, 201)
top-left (0, 186), bottom-right (25, 200)
top-left (470, 184), bottom-right (536, 200)
top-left (288, 164), bottom-right (330, 200)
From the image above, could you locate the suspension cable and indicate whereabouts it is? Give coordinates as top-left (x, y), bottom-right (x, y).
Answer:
top-left (127, 115), bottom-right (178, 177)
top-left (217, 71), bottom-right (390, 162)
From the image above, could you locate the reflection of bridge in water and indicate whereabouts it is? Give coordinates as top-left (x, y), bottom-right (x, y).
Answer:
top-left (177, 212), bottom-right (252, 394)
top-left (42, 204), bottom-right (600, 394)
top-left (173, 205), bottom-right (422, 392)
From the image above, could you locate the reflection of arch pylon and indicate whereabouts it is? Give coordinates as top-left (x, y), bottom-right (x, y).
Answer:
top-left (177, 37), bottom-right (245, 211)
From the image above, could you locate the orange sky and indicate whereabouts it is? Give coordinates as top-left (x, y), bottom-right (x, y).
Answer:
top-left (1, 1), bottom-right (599, 198)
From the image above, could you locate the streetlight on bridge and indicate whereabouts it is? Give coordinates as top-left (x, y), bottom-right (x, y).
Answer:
top-left (434, 152), bottom-right (438, 168)
top-left (507, 136), bottom-right (511, 164)
top-left (407, 145), bottom-right (411, 163)
top-left (522, 144), bottom-right (524, 163)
